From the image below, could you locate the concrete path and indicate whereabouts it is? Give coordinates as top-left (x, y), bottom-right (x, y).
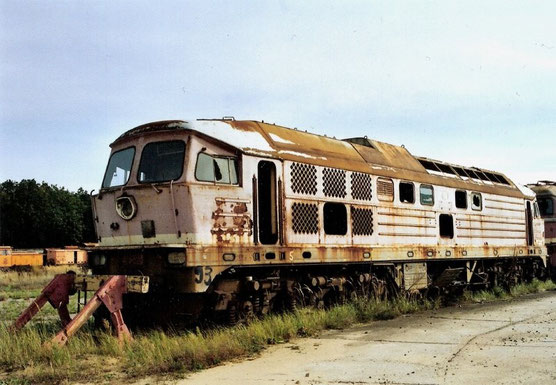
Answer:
top-left (177, 291), bottom-right (556, 385)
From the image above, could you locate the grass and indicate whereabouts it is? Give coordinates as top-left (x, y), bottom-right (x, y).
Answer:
top-left (0, 266), bottom-right (76, 301)
top-left (0, 296), bottom-right (435, 383)
top-left (0, 278), bottom-right (553, 384)
top-left (0, 267), bottom-right (80, 324)
top-left (462, 278), bottom-right (556, 303)
top-left (0, 266), bottom-right (72, 290)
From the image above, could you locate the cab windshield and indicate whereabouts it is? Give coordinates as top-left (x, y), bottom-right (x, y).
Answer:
top-left (538, 197), bottom-right (554, 217)
top-left (102, 147), bottom-right (135, 188)
top-left (138, 140), bottom-right (186, 183)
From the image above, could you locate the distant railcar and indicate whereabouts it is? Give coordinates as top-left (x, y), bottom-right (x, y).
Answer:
top-left (0, 246), bottom-right (43, 269)
top-left (83, 119), bottom-right (547, 324)
top-left (527, 181), bottom-right (556, 278)
top-left (46, 247), bottom-right (88, 266)
top-left (11, 251), bottom-right (43, 267)
top-left (0, 246), bottom-right (88, 268)
top-left (0, 246), bottom-right (12, 268)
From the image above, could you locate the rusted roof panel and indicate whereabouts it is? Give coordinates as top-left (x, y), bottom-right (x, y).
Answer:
top-left (114, 119), bottom-right (526, 199)
top-left (350, 140), bottom-right (425, 173)
top-left (253, 122), bottom-right (370, 172)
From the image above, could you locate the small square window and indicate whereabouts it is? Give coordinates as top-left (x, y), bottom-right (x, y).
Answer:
top-left (399, 182), bottom-right (415, 204)
top-left (420, 185), bottom-right (434, 206)
top-left (471, 192), bottom-right (482, 211)
top-left (455, 190), bottom-right (467, 209)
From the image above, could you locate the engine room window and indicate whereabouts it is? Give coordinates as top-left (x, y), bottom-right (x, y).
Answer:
top-left (399, 182), bottom-right (415, 204)
top-left (471, 192), bottom-right (482, 211)
top-left (538, 197), bottom-right (554, 217)
top-left (195, 152), bottom-right (239, 184)
top-left (439, 214), bottom-right (454, 238)
top-left (102, 147), bottom-right (135, 188)
top-left (138, 141), bottom-right (185, 183)
top-left (323, 202), bottom-right (347, 235)
top-left (455, 190), bottom-right (467, 209)
top-left (419, 185), bottom-right (434, 206)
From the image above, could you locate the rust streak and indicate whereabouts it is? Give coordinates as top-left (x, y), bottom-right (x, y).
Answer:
top-left (484, 205), bottom-right (525, 212)
top-left (484, 198), bottom-right (524, 206)
top-left (378, 233), bottom-right (436, 237)
top-left (378, 222), bottom-right (436, 228)
top-left (456, 218), bottom-right (524, 225)
top-left (455, 214), bottom-right (524, 221)
top-left (456, 226), bottom-right (526, 232)
top-left (457, 235), bottom-right (524, 239)
top-left (377, 212), bottom-right (436, 219)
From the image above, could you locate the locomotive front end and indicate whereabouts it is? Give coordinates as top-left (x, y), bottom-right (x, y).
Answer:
top-left (88, 121), bottom-right (209, 323)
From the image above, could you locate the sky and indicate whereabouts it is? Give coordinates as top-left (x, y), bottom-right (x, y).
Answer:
top-left (1, 1), bottom-right (555, 192)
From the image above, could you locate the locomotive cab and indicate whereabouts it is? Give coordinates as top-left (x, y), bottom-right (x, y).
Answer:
top-left (89, 121), bottom-right (251, 322)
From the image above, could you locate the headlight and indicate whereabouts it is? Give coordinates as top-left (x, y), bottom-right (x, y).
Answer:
top-left (116, 196), bottom-right (137, 220)
top-left (92, 254), bottom-right (107, 266)
top-left (168, 251), bottom-right (186, 265)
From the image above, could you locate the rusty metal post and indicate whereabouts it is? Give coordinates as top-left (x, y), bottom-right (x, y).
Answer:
top-left (11, 273), bottom-right (75, 331)
top-left (50, 275), bottom-right (131, 346)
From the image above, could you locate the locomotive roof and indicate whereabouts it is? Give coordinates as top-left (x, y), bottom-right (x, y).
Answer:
top-left (115, 119), bottom-right (528, 199)
top-left (527, 181), bottom-right (556, 197)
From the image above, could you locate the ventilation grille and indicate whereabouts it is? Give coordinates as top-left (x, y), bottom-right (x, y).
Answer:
top-left (377, 177), bottom-right (394, 201)
top-left (351, 172), bottom-right (373, 201)
top-left (292, 202), bottom-right (319, 234)
top-left (323, 168), bottom-right (346, 198)
top-left (351, 207), bottom-right (373, 236)
top-left (290, 163), bottom-right (317, 195)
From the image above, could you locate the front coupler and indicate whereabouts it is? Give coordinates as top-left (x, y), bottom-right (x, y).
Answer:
top-left (11, 273), bottom-right (149, 346)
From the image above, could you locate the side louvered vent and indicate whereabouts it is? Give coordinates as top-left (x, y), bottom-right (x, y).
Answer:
top-left (351, 207), bottom-right (373, 236)
top-left (377, 177), bottom-right (394, 202)
top-left (351, 172), bottom-right (373, 201)
top-left (323, 168), bottom-right (346, 198)
top-left (292, 202), bottom-right (319, 234)
top-left (290, 163), bottom-right (317, 195)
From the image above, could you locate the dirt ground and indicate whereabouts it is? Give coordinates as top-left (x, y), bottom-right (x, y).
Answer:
top-left (156, 291), bottom-right (556, 385)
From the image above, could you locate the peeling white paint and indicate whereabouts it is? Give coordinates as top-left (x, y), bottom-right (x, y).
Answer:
top-left (278, 150), bottom-right (327, 160)
top-left (371, 165), bottom-right (396, 171)
top-left (268, 132), bottom-right (295, 145)
top-left (189, 121), bottom-right (275, 152)
top-left (516, 184), bottom-right (536, 199)
top-left (243, 149), bottom-right (276, 157)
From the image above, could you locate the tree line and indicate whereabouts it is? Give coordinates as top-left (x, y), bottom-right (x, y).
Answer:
top-left (0, 179), bottom-right (96, 248)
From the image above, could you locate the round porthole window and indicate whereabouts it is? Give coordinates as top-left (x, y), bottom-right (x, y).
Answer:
top-left (116, 196), bottom-right (137, 220)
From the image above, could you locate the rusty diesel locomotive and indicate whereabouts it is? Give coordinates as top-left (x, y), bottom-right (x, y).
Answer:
top-left (527, 181), bottom-right (556, 278)
top-left (13, 119), bottom-right (548, 343)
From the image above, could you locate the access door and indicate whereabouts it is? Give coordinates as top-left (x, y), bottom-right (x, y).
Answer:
top-left (257, 161), bottom-right (278, 244)
top-left (526, 201), bottom-right (534, 246)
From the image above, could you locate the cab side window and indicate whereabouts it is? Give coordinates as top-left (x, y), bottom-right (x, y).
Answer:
top-left (399, 182), bottom-right (415, 204)
top-left (419, 184), bottom-right (434, 206)
top-left (455, 190), bottom-right (467, 209)
top-left (195, 152), bottom-right (239, 184)
top-left (471, 192), bottom-right (482, 211)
